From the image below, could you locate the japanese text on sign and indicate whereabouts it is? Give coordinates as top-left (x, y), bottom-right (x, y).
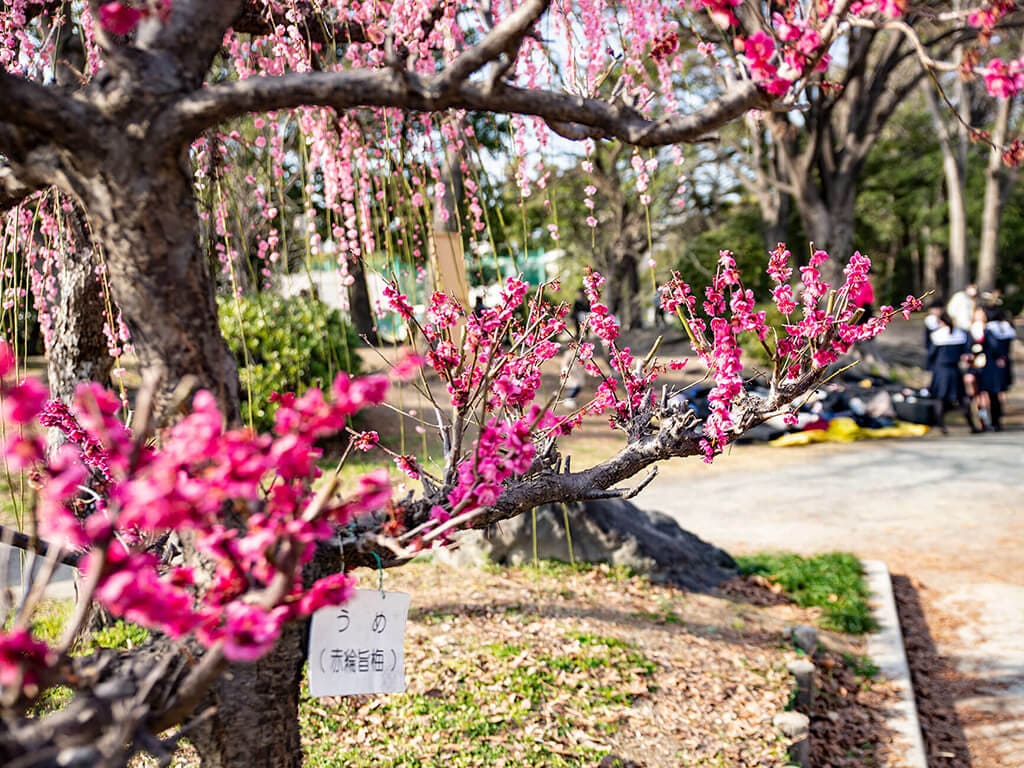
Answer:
top-left (308, 589), bottom-right (410, 697)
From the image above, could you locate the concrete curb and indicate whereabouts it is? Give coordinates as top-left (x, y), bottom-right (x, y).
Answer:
top-left (1, 544), bottom-right (78, 600)
top-left (863, 559), bottom-right (928, 768)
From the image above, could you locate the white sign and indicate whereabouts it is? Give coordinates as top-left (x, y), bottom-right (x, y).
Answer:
top-left (308, 589), bottom-right (410, 697)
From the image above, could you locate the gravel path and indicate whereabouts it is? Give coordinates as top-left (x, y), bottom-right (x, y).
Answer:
top-left (637, 427), bottom-right (1024, 767)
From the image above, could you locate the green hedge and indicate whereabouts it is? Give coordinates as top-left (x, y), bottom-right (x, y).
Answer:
top-left (218, 293), bottom-right (363, 431)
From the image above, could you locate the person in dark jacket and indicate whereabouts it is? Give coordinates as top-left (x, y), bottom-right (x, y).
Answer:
top-left (986, 307), bottom-right (1017, 400)
top-left (968, 306), bottom-right (1016, 431)
top-left (923, 299), bottom-right (945, 373)
top-left (927, 311), bottom-right (981, 434)
top-left (571, 288), bottom-right (590, 338)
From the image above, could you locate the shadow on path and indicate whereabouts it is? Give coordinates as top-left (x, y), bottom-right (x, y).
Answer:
top-left (892, 574), bottom-right (972, 766)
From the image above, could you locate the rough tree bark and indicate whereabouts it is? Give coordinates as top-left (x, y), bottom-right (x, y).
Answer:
top-left (189, 624), bottom-right (307, 768)
top-left (43, 211), bottom-right (114, 405)
top-left (80, 162), bottom-right (317, 768)
top-left (67, 159), bottom-right (240, 423)
top-left (801, 176), bottom-right (859, 270)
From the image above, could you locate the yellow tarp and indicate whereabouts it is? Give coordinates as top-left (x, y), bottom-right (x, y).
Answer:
top-left (770, 417), bottom-right (930, 447)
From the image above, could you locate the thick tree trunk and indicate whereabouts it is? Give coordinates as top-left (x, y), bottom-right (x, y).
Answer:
top-left (762, 197), bottom-right (789, 252)
top-left (599, 246), bottom-right (642, 329)
top-left (73, 156), bottom-right (308, 768)
top-left (74, 155), bottom-right (240, 422)
top-left (612, 249), bottom-right (641, 330)
top-left (189, 624), bottom-right (307, 768)
top-left (624, 252), bottom-right (641, 330)
top-left (802, 190), bottom-right (855, 286)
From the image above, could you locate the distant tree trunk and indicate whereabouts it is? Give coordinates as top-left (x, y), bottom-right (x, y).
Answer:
top-left (347, 254), bottom-right (378, 343)
top-left (922, 74), bottom-right (971, 294)
top-left (741, 115), bottom-right (792, 251)
top-left (921, 222), bottom-right (945, 297)
top-left (942, 149), bottom-right (969, 292)
top-left (910, 238), bottom-right (922, 297)
top-left (763, 193), bottom-right (790, 251)
top-left (800, 181), bottom-right (856, 285)
top-left (620, 251), bottom-right (642, 329)
top-left (977, 97), bottom-right (1014, 292)
top-left (44, 209), bottom-right (113, 404)
top-left (598, 245), bottom-right (642, 329)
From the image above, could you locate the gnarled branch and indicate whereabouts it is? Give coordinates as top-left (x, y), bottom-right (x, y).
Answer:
top-left (0, 163), bottom-right (44, 212)
top-left (434, 0), bottom-right (549, 93)
top-left (0, 72), bottom-right (96, 149)
top-left (154, 63), bottom-right (768, 150)
top-left (138, 0), bottom-right (246, 87)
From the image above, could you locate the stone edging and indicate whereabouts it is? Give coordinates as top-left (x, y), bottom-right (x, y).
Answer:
top-left (863, 558), bottom-right (929, 768)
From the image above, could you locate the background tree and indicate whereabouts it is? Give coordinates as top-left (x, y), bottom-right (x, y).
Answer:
top-left (744, 12), bottom-right (1006, 285)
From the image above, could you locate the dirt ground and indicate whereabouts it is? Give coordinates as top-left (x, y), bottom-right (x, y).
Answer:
top-left (327, 560), bottom-right (900, 768)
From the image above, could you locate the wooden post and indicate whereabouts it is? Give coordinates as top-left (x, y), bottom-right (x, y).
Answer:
top-left (433, 228), bottom-right (470, 309)
top-left (431, 145), bottom-right (470, 311)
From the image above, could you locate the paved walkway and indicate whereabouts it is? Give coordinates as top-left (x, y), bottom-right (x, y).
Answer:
top-left (638, 428), bottom-right (1024, 768)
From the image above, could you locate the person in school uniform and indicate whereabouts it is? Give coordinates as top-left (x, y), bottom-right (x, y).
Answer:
top-left (985, 307), bottom-right (1017, 421)
top-left (926, 311), bottom-right (981, 434)
top-left (967, 306), bottom-right (1004, 430)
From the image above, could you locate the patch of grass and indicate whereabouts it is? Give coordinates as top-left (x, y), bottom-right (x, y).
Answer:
top-left (29, 684), bottom-right (74, 716)
top-left (568, 630), bottom-right (631, 649)
top-left (736, 552), bottom-right (877, 634)
top-left (300, 631), bottom-right (657, 767)
top-left (89, 620), bottom-right (150, 651)
top-left (842, 652), bottom-right (880, 679)
top-left (29, 600), bottom-right (72, 644)
top-left (413, 609), bottom-right (459, 624)
top-left (483, 642), bottom-right (524, 659)
top-left (19, 600), bottom-right (148, 652)
top-left (498, 559), bottom-right (636, 583)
